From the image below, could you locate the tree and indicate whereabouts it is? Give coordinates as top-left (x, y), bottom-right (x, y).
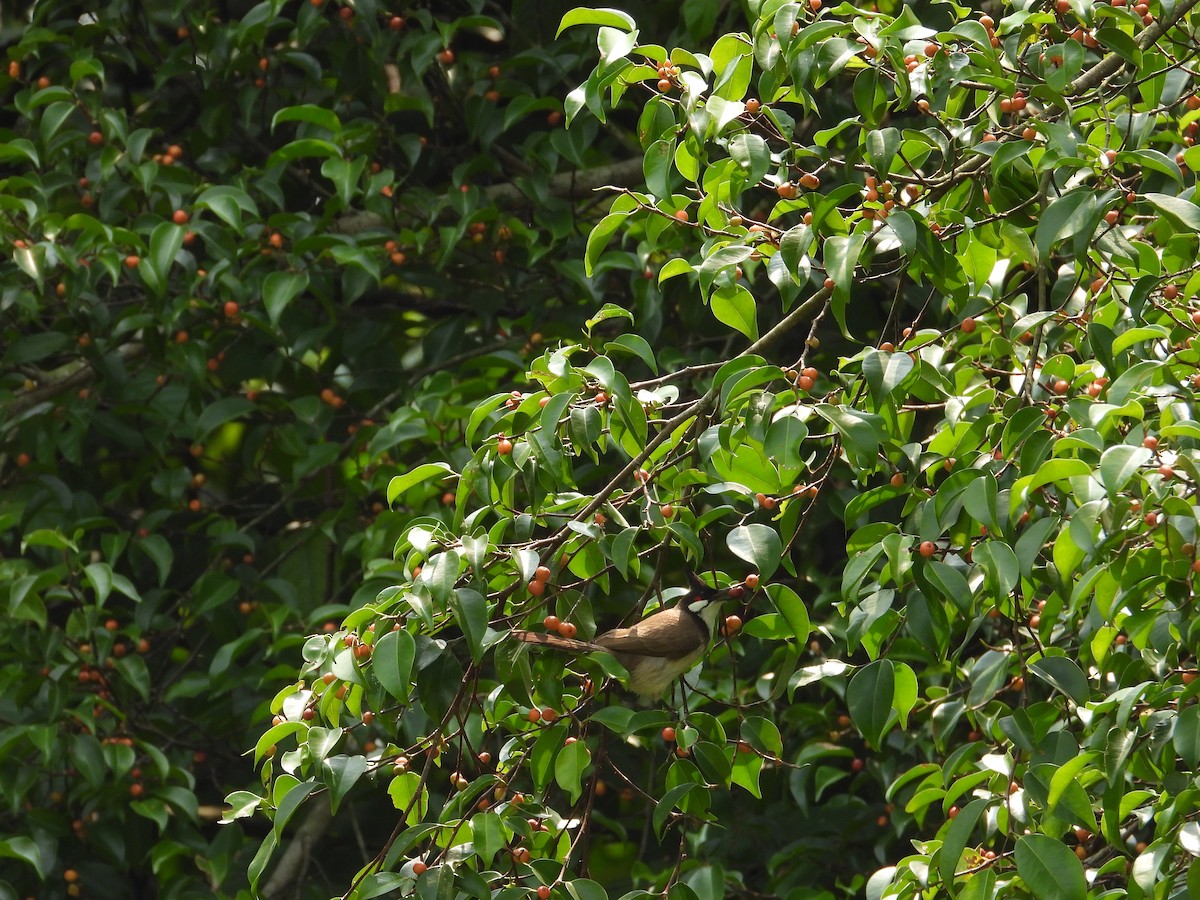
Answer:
top-left (5, 0), bottom-right (1200, 897)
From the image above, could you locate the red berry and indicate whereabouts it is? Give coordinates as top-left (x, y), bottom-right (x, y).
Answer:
top-left (412, 861), bottom-right (427, 875)
top-left (497, 438), bottom-right (513, 455)
top-left (919, 541), bottom-right (936, 557)
top-left (172, 209), bottom-right (188, 224)
top-left (661, 727), bottom-right (677, 742)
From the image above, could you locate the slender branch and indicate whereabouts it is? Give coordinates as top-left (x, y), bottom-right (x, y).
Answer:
top-left (546, 287), bottom-right (832, 548)
top-left (1068, 0), bottom-right (1200, 95)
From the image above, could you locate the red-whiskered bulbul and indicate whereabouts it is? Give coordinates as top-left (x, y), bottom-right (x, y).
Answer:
top-left (511, 572), bottom-right (736, 700)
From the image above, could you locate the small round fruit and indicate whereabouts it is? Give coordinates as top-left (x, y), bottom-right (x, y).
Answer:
top-left (657, 78), bottom-right (673, 92)
top-left (543, 615), bottom-right (560, 631)
top-left (527, 708), bottom-right (541, 723)
top-left (745, 573), bottom-right (760, 589)
top-left (659, 504), bottom-right (674, 518)
top-left (661, 726), bottom-right (677, 742)
top-left (534, 565), bottom-right (551, 582)
top-left (919, 540), bottom-right (936, 558)
top-left (412, 861), bottom-right (427, 875)
top-left (558, 622), bottom-right (577, 639)
top-left (497, 438), bottom-right (513, 455)
top-left (961, 317), bottom-right (977, 333)
top-left (1052, 379), bottom-right (1070, 395)
top-left (437, 49), bottom-right (455, 64)
top-left (88, 131), bottom-right (103, 146)
top-left (541, 707), bottom-right (558, 723)
top-left (799, 173), bottom-right (820, 190)
top-left (890, 472), bottom-right (905, 487)
top-left (528, 580), bottom-right (545, 597)
top-left (745, 98), bottom-right (761, 113)
top-left (723, 615), bottom-right (742, 635)
top-left (223, 300), bottom-right (239, 319)
top-left (673, 209), bottom-right (689, 222)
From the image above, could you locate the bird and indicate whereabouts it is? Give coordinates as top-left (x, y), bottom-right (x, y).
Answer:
top-left (511, 572), bottom-right (738, 701)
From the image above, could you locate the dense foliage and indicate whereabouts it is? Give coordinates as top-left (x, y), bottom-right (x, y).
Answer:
top-left (5, 0), bottom-right (1200, 898)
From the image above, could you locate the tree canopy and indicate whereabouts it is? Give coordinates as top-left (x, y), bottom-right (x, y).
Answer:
top-left (3, 0), bottom-right (1200, 898)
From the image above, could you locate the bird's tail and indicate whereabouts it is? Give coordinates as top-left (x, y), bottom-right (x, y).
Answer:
top-left (511, 630), bottom-right (605, 654)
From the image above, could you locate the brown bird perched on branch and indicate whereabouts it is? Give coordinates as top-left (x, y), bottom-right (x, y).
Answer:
top-left (511, 572), bottom-right (738, 701)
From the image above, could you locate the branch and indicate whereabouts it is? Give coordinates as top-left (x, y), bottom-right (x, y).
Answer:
top-left (5, 342), bottom-right (144, 421)
top-left (484, 158), bottom-right (645, 207)
top-left (261, 801), bottom-right (333, 899)
top-left (548, 287), bottom-right (833, 546)
top-left (1068, 0), bottom-right (1200, 95)
top-left (333, 158), bottom-right (645, 233)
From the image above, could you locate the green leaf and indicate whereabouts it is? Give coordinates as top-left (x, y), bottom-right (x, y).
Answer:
top-left (147, 222), bottom-right (185, 294)
top-left (84, 562), bottom-right (112, 606)
top-left (1013, 834), bottom-right (1086, 900)
top-left (0, 837), bottom-right (44, 879)
top-left (1030, 656), bottom-right (1089, 706)
top-left (470, 811), bottom-right (506, 867)
top-left (644, 138), bottom-right (674, 197)
top-left (1144, 192), bottom-right (1200, 231)
top-left (321, 754), bottom-right (367, 815)
top-left (371, 628), bottom-right (415, 703)
top-left (710, 283), bottom-right (759, 340)
top-left (196, 397), bottom-right (256, 437)
top-left (262, 271), bottom-right (308, 325)
top-left (848, 658), bottom-right (895, 749)
top-left (727, 524), bottom-right (782, 579)
top-left (862, 350), bottom-right (914, 403)
top-left (729, 133), bottom-right (771, 186)
top-left (585, 212), bottom-right (631, 276)
top-left (450, 589), bottom-right (488, 663)
top-left (1035, 189), bottom-right (1095, 261)
top-left (554, 739), bottom-right (591, 803)
top-left (653, 783), bottom-right (702, 837)
top-left (387, 463), bottom-right (455, 506)
top-left (272, 104), bottom-right (342, 134)
top-left (1098, 444), bottom-right (1150, 495)
top-left (196, 185), bottom-right (257, 230)
top-left (557, 7), bottom-right (637, 36)
top-left (1177, 704), bottom-right (1200, 769)
top-left (767, 583), bottom-right (810, 643)
top-left (824, 232), bottom-right (867, 334)
top-left (937, 797), bottom-right (987, 893)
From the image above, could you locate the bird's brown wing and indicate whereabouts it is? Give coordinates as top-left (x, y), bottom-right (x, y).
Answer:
top-left (593, 608), bottom-right (708, 657)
